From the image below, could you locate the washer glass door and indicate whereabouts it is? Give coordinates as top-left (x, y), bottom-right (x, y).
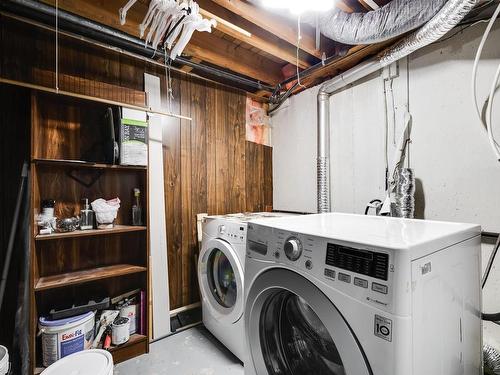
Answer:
top-left (199, 238), bottom-right (244, 323)
top-left (246, 269), bottom-right (371, 375)
top-left (260, 291), bottom-right (345, 374)
top-left (207, 248), bottom-right (237, 308)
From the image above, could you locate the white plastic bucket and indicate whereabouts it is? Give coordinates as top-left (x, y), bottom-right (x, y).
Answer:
top-left (41, 349), bottom-right (113, 375)
top-left (0, 346), bottom-right (9, 375)
top-left (39, 311), bottom-right (95, 367)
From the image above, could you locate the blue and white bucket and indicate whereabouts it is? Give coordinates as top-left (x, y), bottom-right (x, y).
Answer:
top-left (39, 311), bottom-right (95, 367)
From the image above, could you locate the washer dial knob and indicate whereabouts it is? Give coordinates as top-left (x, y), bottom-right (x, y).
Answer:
top-left (284, 237), bottom-right (302, 261)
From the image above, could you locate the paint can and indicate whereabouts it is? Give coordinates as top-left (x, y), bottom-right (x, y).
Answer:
top-left (0, 346), bottom-right (9, 375)
top-left (38, 311), bottom-right (95, 367)
top-left (119, 303), bottom-right (139, 334)
top-left (41, 349), bottom-right (113, 375)
top-left (111, 317), bottom-right (130, 345)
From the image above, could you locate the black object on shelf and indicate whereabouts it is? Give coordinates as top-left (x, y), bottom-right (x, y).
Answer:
top-left (49, 296), bottom-right (110, 320)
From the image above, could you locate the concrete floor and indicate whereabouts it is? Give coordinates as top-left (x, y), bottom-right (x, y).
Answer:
top-left (115, 326), bottom-right (244, 375)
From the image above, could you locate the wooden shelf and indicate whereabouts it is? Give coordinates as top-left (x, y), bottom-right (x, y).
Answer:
top-left (35, 264), bottom-right (147, 291)
top-left (33, 158), bottom-right (147, 171)
top-left (36, 225), bottom-right (147, 241)
top-left (109, 333), bottom-right (148, 363)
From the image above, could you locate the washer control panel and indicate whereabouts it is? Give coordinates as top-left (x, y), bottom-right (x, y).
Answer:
top-left (247, 223), bottom-right (396, 312)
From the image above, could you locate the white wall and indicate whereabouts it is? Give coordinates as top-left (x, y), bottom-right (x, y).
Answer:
top-left (271, 21), bottom-right (500, 341)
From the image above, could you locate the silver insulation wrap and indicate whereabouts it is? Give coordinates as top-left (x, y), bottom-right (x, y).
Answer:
top-left (316, 0), bottom-right (479, 213)
top-left (393, 168), bottom-right (415, 219)
top-left (316, 0), bottom-right (447, 45)
top-left (380, 0), bottom-right (479, 66)
top-left (484, 344), bottom-right (500, 375)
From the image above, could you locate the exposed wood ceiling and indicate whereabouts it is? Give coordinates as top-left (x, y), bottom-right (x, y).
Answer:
top-left (40, 0), bottom-right (395, 98)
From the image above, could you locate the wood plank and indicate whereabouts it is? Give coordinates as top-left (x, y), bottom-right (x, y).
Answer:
top-left (180, 76), bottom-right (193, 306)
top-left (34, 264), bottom-right (147, 291)
top-left (196, 0), bottom-right (311, 69)
top-left (206, 82), bottom-right (218, 215)
top-left (35, 225), bottom-right (147, 241)
top-left (33, 158), bottom-right (147, 171)
top-left (211, 0), bottom-right (321, 58)
top-left (186, 32), bottom-right (283, 85)
top-left (215, 86), bottom-right (230, 214)
top-left (162, 73), bottom-right (183, 309)
top-left (189, 78), bottom-right (208, 304)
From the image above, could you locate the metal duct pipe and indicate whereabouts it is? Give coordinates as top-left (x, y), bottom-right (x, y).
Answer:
top-left (1, 0), bottom-right (274, 92)
top-left (316, 0), bottom-right (479, 213)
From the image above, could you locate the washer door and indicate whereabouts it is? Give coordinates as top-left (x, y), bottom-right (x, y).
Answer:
top-left (199, 238), bottom-right (244, 323)
top-left (246, 269), bottom-right (372, 375)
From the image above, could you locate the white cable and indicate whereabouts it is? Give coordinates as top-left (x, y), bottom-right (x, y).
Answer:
top-left (296, 15), bottom-right (306, 89)
top-left (486, 61), bottom-right (500, 161)
top-left (472, 2), bottom-right (500, 123)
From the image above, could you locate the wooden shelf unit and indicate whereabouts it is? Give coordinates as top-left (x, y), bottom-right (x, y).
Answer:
top-left (29, 90), bottom-right (150, 373)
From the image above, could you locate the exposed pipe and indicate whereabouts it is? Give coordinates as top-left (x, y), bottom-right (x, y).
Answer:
top-left (0, 0), bottom-right (274, 92)
top-left (316, 0), bottom-right (479, 213)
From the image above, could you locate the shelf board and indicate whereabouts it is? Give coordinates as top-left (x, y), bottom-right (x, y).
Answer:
top-left (109, 334), bottom-right (148, 364)
top-left (35, 264), bottom-right (147, 291)
top-left (33, 158), bottom-right (147, 171)
top-left (36, 225), bottom-right (147, 241)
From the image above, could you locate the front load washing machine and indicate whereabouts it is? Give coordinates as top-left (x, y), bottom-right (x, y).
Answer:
top-left (244, 213), bottom-right (482, 375)
top-left (198, 212), bottom-right (296, 362)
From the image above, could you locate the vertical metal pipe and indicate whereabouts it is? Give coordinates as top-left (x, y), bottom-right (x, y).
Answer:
top-left (317, 90), bottom-right (330, 213)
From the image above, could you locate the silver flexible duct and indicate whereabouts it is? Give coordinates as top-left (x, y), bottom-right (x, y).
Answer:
top-left (317, 0), bottom-right (479, 213)
top-left (316, 0), bottom-right (447, 45)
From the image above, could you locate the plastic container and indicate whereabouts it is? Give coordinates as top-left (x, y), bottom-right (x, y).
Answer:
top-left (39, 311), bottom-right (95, 367)
top-left (111, 317), bottom-right (130, 345)
top-left (41, 349), bottom-right (113, 375)
top-left (0, 346), bottom-right (9, 375)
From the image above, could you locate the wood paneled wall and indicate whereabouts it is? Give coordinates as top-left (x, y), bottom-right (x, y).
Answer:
top-left (162, 76), bottom-right (273, 309)
top-left (1, 16), bottom-right (273, 311)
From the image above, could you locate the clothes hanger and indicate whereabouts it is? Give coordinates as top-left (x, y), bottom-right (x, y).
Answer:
top-left (119, 0), bottom-right (137, 25)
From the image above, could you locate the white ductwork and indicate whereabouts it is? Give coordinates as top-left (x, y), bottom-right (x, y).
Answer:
top-left (317, 0), bottom-right (479, 213)
top-left (316, 0), bottom-right (448, 45)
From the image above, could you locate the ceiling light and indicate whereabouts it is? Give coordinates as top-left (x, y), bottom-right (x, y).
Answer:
top-left (261, 0), bottom-right (336, 14)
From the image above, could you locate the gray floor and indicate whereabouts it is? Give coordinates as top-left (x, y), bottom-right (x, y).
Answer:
top-left (115, 326), bottom-right (244, 375)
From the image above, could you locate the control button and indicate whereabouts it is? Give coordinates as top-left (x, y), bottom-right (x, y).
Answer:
top-left (338, 273), bottom-right (351, 284)
top-left (284, 237), bottom-right (302, 261)
top-left (324, 269), bottom-right (335, 279)
top-left (274, 251), bottom-right (280, 259)
top-left (372, 283), bottom-right (388, 294)
top-left (305, 260), bottom-right (313, 270)
top-left (354, 277), bottom-right (368, 289)
top-left (218, 225), bottom-right (226, 234)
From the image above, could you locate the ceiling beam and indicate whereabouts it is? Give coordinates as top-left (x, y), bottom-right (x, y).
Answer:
top-left (186, 32), bottom-right (283, 85)
top-left (42, 0), bottom-right (283, 85)
top-left (196, 0), bottom-right (311, 68)
top-left (210, 0), bottom-right (322, 58)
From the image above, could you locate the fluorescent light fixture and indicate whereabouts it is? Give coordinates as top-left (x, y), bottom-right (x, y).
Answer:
top-left (261, 0), bottom-right (336, 14)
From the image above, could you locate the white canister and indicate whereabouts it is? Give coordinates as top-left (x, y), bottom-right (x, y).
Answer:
top-left (111, 317), bottom-right (130, 345)
top-left (0, 346), bottom-right (9, 375)
top-left (119, 304), bottom-right (139, 334)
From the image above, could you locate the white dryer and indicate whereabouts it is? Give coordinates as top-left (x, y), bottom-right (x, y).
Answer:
top-left (244, 213), bottom-right (482, 375)
top-left (198, 212), bottom-right (295, 362)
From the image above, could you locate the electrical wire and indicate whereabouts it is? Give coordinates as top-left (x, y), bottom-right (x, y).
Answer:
top-left (55, 0), bottom-right (59, 91)
top-left (296, 15), bottom-right (306, 89)
top-left (471, 2), bottom-right (500, 161)
top-left (486, 61), bottom-right (500, 161)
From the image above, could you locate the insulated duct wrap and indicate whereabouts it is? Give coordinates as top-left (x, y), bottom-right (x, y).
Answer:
top-left (380, 0), bottom-right (479, 66)
top-left (484, 344), bottom-right (500, 375)
top-left (316, 0), bottom-right (447, 45)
